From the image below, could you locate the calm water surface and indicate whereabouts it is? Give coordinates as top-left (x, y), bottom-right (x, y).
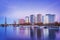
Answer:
top-left (0, 26), bottom-right (60, 40)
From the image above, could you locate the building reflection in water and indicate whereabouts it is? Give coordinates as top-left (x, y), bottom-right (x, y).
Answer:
top-left (43, 26), bottom-right (49, 40)
top-left (48, 26), bottom-right (59, 40)
top-left (0, 26), bottom-right (60, 40)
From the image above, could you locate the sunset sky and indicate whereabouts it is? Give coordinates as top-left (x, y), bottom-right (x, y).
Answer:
top-left (0, 0), bottom-right (60, 24)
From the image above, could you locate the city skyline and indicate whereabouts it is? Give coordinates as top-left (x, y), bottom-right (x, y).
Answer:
top-left (0, 0), bottom-right (60, 40)
top-left (0, 14), bottom-right (56, 24)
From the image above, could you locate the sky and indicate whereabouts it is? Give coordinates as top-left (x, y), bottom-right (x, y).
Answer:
top-left (0, 0), bottom-right (60, 24)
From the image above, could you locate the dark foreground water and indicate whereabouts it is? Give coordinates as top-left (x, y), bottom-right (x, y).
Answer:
top-left (0, 25), bottom-right (60, 40)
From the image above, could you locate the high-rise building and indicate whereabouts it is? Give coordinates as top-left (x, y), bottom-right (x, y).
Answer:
top-left (18, 19), bottom-right (25, 24)
top-left (44, 14), bottom-right (55, 24)
top-left (46, 14), bottom-right (55, 23)
top-left (25, 16), bottom-right (29, 23)
top-left (44, 15), bottom-right (49, 24)
top-left (42, 16), bottom-right (44, 23)
top-left (37, 14), bottom-right (41, 23)
top-left (30, 15), bottom-right (35, 24)
top-left (35, 16), bottom-right (37, 23)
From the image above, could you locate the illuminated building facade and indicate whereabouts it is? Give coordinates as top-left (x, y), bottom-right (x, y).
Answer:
top-left (25, 16), bottom-right (29, 23)
top-left (37, 14), bottom-right (41, 23)
top-left (30, 15), bottom-right (35, 24)
top-left (19, 19), bottom-right (25, 24)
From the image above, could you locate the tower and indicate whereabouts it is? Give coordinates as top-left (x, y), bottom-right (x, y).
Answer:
top-left (30, 15), bottom-right (35, 24)
top-left (43, 14), bottom-right (55, 24)
top-left (37, 14), bottom-right (41, 23)
top-left (25, 16), bottom-right (29, 23)
top-left (5, 17), bottom-right (7, 24)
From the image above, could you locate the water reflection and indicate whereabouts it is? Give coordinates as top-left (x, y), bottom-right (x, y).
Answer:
top-left (0, 26), bottom-right (60, 40)
top-left (48, 26), bottom-right (59, 40)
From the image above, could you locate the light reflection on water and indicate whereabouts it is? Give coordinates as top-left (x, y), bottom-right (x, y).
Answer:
top-left (0, 26), bottom-right (60, 40)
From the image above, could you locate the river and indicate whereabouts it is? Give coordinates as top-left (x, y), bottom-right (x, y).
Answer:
top-left (0, 25), bottom-right (60, 40)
